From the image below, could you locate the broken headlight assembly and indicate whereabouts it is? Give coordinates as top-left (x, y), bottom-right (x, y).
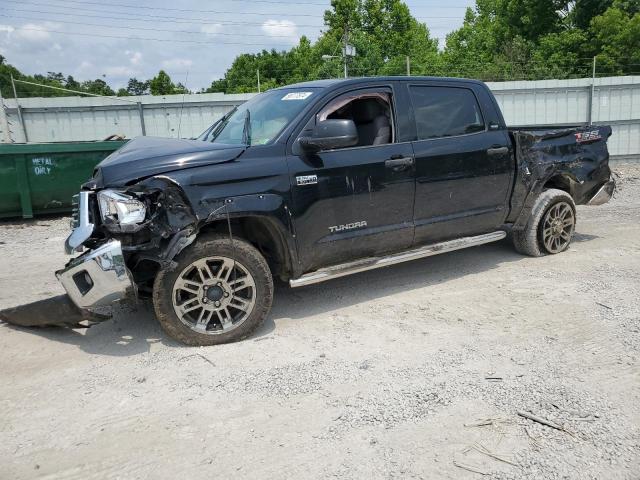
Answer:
top-left (97, 189), bottom-right (146, 225)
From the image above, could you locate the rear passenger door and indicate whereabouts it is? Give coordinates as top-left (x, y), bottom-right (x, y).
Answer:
top-left (409, 83), bottom-right (513, 245)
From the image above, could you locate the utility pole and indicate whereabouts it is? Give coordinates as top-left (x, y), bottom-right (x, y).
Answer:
top-left (257, 68), bottom-right (261, 93)
top-left (343, 27), bottom-right (349, 78)
top-left (406, 56), bottom-right (411, 76)
top-left (588, 56), bottom-right (597, 126)
top-left (0, 90), bottom-right (13, 143)
top-left (10, 75), bottom-right (28, 143)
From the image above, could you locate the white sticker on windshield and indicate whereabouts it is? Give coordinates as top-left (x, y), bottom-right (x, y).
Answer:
top-left (282, 92), bottom-right (313, 101)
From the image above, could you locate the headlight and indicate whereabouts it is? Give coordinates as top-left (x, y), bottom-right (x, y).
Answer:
top-left (97, 190), bottom-right (146, 225)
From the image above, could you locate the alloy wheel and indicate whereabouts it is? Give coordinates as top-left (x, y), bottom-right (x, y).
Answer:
top-left (172, 256), bottom-right (256, 334)
top-left (541, 201), bottom-right (575, 253)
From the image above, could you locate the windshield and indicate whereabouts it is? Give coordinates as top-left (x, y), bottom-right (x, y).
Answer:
top-left (198, 88), bottom-right (320, 146)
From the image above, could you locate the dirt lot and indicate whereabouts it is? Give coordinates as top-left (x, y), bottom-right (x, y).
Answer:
top-left (1, 162), bottom-right (639, 480)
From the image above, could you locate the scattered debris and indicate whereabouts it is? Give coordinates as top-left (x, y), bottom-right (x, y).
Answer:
top-left (471, 443), bottom-right (518, 467)
top-left (453, 460), bottom-right (489, 476)
top-left (0, 294), bottom-right (111, 328)
top-left (517, 410), bottom-right (576, 438)
top-left (178, 353), bottom-right (216, 367)
top-left (464, 417), bottom-right (513, 428)
top-left (595, 302), bottom-right (613, 310)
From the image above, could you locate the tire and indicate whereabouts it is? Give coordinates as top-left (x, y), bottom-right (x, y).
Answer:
top-left (153, 234), bottom-right (273, 346)
top-left (512, 188), bottom-right (576, 257)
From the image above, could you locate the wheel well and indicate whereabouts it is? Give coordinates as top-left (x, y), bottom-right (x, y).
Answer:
top-left (543, 175), bottom-right (573, 196)
top-left (199, 216), bottom-right (292, 280)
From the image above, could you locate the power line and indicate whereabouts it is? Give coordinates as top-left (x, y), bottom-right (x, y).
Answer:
top-left (0, 5), bottom-right (325, 28)
top-left (0, 13), bottom-right (322, 39)
top-left (6, 0), bottom-right (464, 20)
top-left (0, 22), bottom-right (449, 44)
top-left (4, 26), bottom-right (299, 47)
top-left (14, 0), bottom-right (466, 17)
top-left (225, 0), bottom-right (470, 6)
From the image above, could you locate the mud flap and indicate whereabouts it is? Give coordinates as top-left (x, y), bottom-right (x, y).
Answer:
top-left (0, 294), bottom-right (111, 329)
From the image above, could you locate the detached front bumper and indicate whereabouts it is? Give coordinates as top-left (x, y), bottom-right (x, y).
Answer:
top-left (56, 240), bottom-right (134, 309)
top-left (587, 179), bottom-right (615, 206)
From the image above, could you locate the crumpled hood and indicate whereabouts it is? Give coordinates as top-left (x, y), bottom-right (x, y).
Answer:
top-left (94, 136), bottom-right (246, 187)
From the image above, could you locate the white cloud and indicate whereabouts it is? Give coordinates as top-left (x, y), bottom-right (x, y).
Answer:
top-left (0, 25), bottom-right (15, 35)
top-left (125, 50), bottom-right (143, 65)
top-left (261, 19), bottom-right (299, 44)
top-left (201, 24), bottom-right (223, 36)
top-left (14, 23), bottom-right (61, 42)
top-left (103, 65), bottom-right (139, 76)
top-left (161, 58), bottom-right (193, 70)
top-left (77, 60), bottom-right (93, 71)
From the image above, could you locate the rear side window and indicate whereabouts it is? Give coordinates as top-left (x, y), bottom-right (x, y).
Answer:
top-left (409, 86), bottom-right (485, 140)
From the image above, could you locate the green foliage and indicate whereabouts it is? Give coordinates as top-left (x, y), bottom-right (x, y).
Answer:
top-left (590, 1), bottom-right (640, 75)
top-left (0, 61), bottom-right (118, 98)
top-left (126, 78), bottom-right (150, 95)
top-left (206, 0), bottom-right (439, 93)
top-left (148, 70), bottom-right (189, 95)
top-left (440, 0), bottom-right (639, 80)
top-left (80, 79), bottom-right (115, 96)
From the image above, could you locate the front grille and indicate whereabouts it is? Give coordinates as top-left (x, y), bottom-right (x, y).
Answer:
top-left (70, 194), bottom-right (80, 229)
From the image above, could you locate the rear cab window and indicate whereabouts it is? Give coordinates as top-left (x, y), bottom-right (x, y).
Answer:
top-left (409, 86), bottom-right (485, 140)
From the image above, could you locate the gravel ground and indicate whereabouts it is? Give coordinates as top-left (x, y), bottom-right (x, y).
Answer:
top-left (1, 162), bottom-right (639, 480)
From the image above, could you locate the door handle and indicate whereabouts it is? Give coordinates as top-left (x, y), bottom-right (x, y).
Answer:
top-left (487, 146), bottom-right (509, 156)
top-left (385, 156), bottom-right (414, 170)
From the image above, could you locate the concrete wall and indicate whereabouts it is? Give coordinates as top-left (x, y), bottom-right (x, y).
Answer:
top-left (1, 76), bottom-right (638, 157)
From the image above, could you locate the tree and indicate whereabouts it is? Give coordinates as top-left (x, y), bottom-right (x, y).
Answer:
top-left (206, 0), bottom-right (439, 93)
top-left (126, 77), bottom-right (150, 95)
top-left (80, 79), bottom-right (115, 96)
top-left (65, 75), bottom-right (81, 90)
top-left (590, 1), bottom-right (640, 75)
top-left (46, 72), bottom-right (65, 84)
top-left (149, 70), bottom-right (178, 95)
top-left (569, 0), bottom-right (613, 29)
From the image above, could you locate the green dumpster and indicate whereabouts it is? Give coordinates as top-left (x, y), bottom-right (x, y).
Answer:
top-left (0, 141), bottom-right (127, 219)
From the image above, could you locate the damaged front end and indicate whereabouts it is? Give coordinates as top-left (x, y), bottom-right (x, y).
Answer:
top-left (65, 175), bottom-right (199, 296)
top-left (36, 176), bottom-right (198, 327)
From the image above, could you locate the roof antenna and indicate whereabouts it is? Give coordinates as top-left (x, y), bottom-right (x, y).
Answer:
top-left (177, 70), bottom-right (189, 138)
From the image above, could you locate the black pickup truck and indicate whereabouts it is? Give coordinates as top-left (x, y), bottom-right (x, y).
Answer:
top-left (53, 77), bottom-right (615, 345)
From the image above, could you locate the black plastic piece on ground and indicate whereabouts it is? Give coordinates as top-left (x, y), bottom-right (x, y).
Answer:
top-left (0, 294), bottom-right (111, 328)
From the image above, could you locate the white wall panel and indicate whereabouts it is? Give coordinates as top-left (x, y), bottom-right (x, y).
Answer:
top-left (2, 77), bottom-right (638, 157)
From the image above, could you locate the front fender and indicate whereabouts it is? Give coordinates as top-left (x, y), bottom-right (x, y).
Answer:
top-left (203, 193), bottom-right (299, 277)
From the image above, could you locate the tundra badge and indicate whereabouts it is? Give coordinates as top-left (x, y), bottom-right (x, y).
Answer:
top-left (329, 221), bottom-right (367, 233)
top-left (296, 175), bottom-right (318, 186)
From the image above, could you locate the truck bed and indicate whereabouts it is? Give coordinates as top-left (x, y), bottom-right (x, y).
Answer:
top-left (506, 124), bottom-right (613, 227)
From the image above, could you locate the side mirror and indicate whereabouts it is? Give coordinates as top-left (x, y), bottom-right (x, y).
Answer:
top-left (299, 119), bottom-right (358, 153)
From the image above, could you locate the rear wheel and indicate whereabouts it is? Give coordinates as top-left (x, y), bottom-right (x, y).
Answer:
top-left (513, 188), bottom-right (576, 257)
top-left (153, 234), bottom-right (273, 346)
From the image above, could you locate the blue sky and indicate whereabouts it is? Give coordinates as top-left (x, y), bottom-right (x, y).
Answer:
top-left (0, 0), bottom-right (475, 91)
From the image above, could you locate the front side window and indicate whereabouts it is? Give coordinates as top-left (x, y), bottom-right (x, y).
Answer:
top-left (410, 86), bottom-right (485, 140)
top-left (315, 90), bottom-right (394, 148)
top-left (198, 88), bottom-right (320, 146)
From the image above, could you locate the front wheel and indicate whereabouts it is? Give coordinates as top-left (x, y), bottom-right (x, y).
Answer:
top-left (153, 234), bottom-right (273, 346)
top-left (513, 188), bottom-right (576, 257)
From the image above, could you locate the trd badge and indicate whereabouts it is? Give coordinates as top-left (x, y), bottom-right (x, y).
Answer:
top-left (296, 175), bottom-right (318, 186)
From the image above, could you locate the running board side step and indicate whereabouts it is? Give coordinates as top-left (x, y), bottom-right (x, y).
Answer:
top-left (289, 231), bottom-right (507, 288)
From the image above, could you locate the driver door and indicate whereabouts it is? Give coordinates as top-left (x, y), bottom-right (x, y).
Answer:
top-left (286, 85), bottom-right (416, 273)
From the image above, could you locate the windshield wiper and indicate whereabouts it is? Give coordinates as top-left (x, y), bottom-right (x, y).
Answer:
top-left (206, 106), bottom-right (238, 142)
top-left (242, 109), bottom-right (252, 147)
